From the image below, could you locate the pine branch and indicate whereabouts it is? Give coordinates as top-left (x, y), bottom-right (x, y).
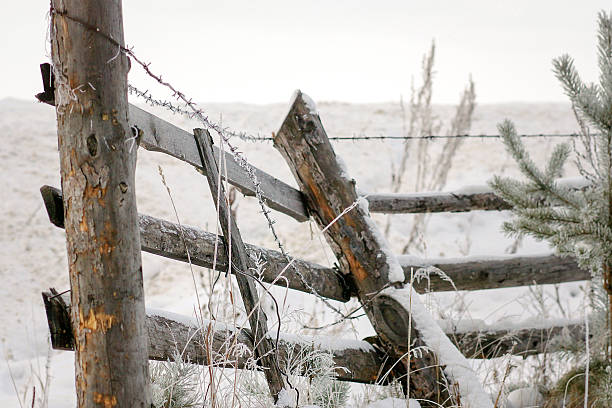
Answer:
top-left (490, 176), bottom-right (547, 209)
top-left (545, 143), bottom-right (571, 179)
top-left (497, 120), bottom-right (583, 209)
top-left (554, 55), bottom-right (610, 132)
top-left (597, 11), bottom-right (612, 105)
top-left (513, 207), bottom-right (582, 226)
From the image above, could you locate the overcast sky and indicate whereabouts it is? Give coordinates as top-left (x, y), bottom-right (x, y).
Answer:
top-left (3, 1), bottom-right (611, 104)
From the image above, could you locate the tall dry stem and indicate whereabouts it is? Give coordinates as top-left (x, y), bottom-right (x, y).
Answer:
top-left (386, 41), bottom-right (476, 254)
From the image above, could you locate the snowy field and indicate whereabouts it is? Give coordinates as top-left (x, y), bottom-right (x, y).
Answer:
top-left (0, 97), bottom-right (588, 406)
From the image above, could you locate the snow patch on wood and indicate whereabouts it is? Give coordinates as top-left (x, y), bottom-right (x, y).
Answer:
top-left (289, 90), bottom-right (318, 116)
top-left (452, 184), bottom-right (493, 195)
top-left (147, 308), bottom-right (205, 329)
top-left (437, 316), bottom-right (582, 334)
top-left (397, 252), bottom-right (556, 266)
top-left (277, 331), bottom-right (375, 353)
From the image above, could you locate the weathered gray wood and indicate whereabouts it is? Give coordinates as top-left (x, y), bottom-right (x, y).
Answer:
top-left (50, 0), bottom-right (150, 406)
top-left (41, 185), bottom-right (351, 301)
top-left (401, 254), bottom-right (589, 292)
top-left (131, 105), bottom-right (309, 222)
top-left (274, 92), bottom-right (451, 405)
top-left (366, 180), bottom-right (589, 214)
top-left (139, 214), bottom-right (351, 301)
top-left (194, 128), bottom-right (286, 401)
top-left (42, 291), bottom-right (387, 384)
top-left (40, 186), bottom-right (65, 229)
top-left (42, 289), bottom-right (73, 350)
top-left (447, 322), bottom-right (584, 359)
top-left (367, 191), bottom-right (511, 213)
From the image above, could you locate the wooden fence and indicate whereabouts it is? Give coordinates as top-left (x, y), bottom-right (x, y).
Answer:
top-left (38, 70), bottom-right (587, 405)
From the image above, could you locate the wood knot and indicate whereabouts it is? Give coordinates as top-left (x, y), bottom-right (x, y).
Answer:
top-left (86, 134), bottom-right (98, 156)
top-left (372, 295), bottom-right (411, 348)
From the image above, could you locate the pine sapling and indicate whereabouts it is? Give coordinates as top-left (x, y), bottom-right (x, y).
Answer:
top-left (489, 10), bottom-right (612, 362)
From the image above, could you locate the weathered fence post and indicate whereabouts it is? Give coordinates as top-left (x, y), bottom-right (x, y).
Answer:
top-left (50, 0), bottom-right (150, 406)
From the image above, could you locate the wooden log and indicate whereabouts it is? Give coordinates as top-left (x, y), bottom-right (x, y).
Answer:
top-left (41, 185), bottom-right (350, 302)
top-left (194, 128), bottom-right (286, 401)
top-left (35, 69), bottom-right (308, 223)
top-left (50, 1), bottom-right (150, 406)
top-left (40, 185), bottom-right (65, 229)
top-left (43, 290), bottom-right (584, 380)
top-left (274, 91), bottom-right (460, 405)
top-left (366, 180), bottom-right (589, 214)
top-left (42, 291), bottom-right (387, 384)
top-left (42, 288), bottom-right (73, 350)
top-left (400, 254), bottom-right (588, 292)
top-left (366, 191), bottom-right (511, 214)
top-left (139, 213), bottom-right (351, 302)
top-left (444, 321), bottom-right (585, 359)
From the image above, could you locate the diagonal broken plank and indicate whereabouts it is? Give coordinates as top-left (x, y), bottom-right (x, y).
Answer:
top-left (274, 91), bottom-right (492, 408)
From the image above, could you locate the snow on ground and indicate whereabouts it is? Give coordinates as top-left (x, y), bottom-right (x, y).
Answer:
top-left (0, 97), bottom-right (588, 406)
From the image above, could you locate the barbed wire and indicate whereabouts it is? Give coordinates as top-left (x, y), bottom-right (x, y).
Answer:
top-left (50, 8), bottom-right (357, 321)
top-left (127, 85), bottom-right (271, 142)
top-left (128, 84), bottom-right (584, 143)
top-left (52, 7), bottom-right (585, 146)
top-left (324, 133), bottom-right (583, 141)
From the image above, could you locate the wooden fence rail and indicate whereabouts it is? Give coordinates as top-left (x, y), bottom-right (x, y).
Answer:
top-left (367, 191), bottom-right (510, 213)
top-left (401, 255), bottom-right (588, 292)
top-left (132, 105), bottom-right (309, 222)
top-left (42, 289), bottom-right (388, 384)
top-left (43, 290), bottom-right (584, 380)
top-left (36, 76), bottom-right (309, 222)
top-left (194, 128), bottom-right (286, 399)
top-left (41, 185), bottom-right (588, 298)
